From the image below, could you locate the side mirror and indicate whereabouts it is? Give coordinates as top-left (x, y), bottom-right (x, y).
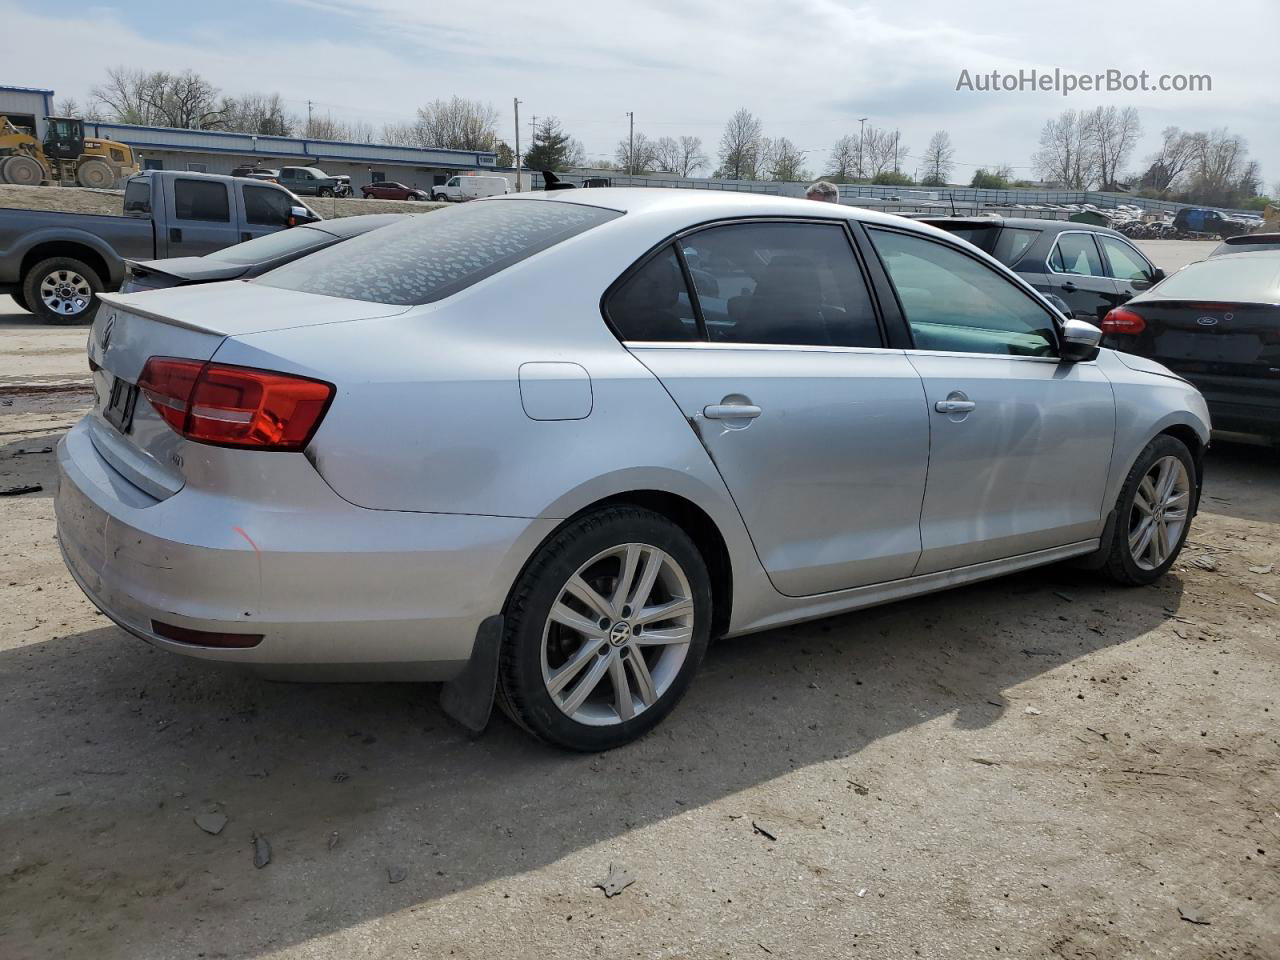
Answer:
top-left (1150, 267), bottom-right (1166, 282)
top-left (1060, 318), bottom-right (1102, 362)
top-left (286, 205), bottom-right (317, 227)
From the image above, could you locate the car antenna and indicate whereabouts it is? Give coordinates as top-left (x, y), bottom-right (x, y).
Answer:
top-left (542, 170), bottom-right (576, 191)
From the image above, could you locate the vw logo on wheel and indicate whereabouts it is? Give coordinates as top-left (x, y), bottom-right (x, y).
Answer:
top-left (608, 621), bottom-right (632, 646)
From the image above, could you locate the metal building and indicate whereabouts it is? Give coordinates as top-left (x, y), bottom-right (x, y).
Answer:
top-left (0, 85), bottom-right (55, 140)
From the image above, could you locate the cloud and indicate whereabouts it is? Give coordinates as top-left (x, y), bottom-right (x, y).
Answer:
top-left (5, 0), bottom-right (1276, 181)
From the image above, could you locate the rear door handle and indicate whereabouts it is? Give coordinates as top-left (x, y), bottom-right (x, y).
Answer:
top-left (240, 231), bottom-right (252, 242)
top-left (703, 403), bottom-right (762, 420)
top-left (935, 399), bottom-right (976, 414)
top-left (169, 227), bottom-right (182, 243)
top-left (1060, 281), bottom-right (1077, 292)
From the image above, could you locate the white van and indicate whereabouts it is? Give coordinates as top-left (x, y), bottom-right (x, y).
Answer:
top-left (431, 175), bottom-right (511, 202)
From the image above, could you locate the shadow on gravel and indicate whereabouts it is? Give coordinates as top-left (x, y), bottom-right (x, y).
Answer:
top-left (0, 566), bottom-right (1183, 957)
top-left (0, 432), bottom-right (64, 499)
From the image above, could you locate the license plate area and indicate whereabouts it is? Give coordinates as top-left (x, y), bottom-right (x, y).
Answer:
top-left (104, 375), bottom-right (140, 434)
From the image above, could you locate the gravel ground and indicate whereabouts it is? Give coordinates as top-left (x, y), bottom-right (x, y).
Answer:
top-left (0, 241), bottom-right (1276, 960)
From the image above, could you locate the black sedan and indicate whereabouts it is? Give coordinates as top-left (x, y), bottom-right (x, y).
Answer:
top-left (1100, 250), bottom-right (1280, 440)
top-left (1209, 233), bottom-right (1280, 257)
top-left (121, 214), bottom-right (411, 292)
top-left (922, 216), bottom-right (1165, 323)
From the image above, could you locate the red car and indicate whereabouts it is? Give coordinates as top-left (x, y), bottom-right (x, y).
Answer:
top-left (361, 181), bottom-right (429, 201)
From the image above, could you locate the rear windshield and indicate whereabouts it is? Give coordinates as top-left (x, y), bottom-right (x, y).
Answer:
top-left (942, 226), bottom-right (1041, 266)
top-left (255, 199), bottom-right (621, 305)
top-left (209, 227), bottom-right (335, 265)
top-left (1153, 255), bottom-right (1280, 303)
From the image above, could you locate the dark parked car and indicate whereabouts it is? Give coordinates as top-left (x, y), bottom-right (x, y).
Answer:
top-left (1101, 250), bottom-right (1280, 440)
top-left (1173, 208), bottom-right (1251, 239)
top-left (1209, 233), bottom-right (1280, 257)
top-left (923, 217), bottom-right (1165, 323)
top-left (278, 166), bottom-right (351, 198)
top-left (121, 213), bottom-right (410, 292)
top-left (361, 181), bottom-right (429, 201)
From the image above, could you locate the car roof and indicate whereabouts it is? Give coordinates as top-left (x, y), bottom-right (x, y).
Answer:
top-left (309, 213), bottom-right (414, 238)
top-left (921, 215), bottom-right (1127, 237)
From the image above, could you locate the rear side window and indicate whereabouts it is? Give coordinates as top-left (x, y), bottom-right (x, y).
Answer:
top-left (606, 247), bottom-right (700, 342)
top-left (243, 185), bottom-right (292, 226)
top-left (942, 226), bottom-right (1040, 266)
top-left (679, 221), bottom-right (882, 348)
top-left (257, 199), bottom-right (620, 305)
top-left (123, 179), bottom-right (151, 216)
top-left (1050, 233), bottom-right (1104, 276)
top-left (174, 179), bottom-right (230, 222)
top-left (869, 228), bottom-right (1057, 357)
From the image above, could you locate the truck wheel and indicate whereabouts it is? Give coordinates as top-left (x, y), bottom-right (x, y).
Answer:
top-left (3, 155), bottom-right (44, 186)
top-left (76, 159), bottom-right (116, 189)
top-left (318, 187), bottom-right (334, 197)
top-left (22, 257), bottom-right (104, 325)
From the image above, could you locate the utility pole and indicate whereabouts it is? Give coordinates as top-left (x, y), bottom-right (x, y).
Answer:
top-left (307, 100), bottom-right (314, 139)
top-left (626, 111), bottom-right (634, 176)
top-left (513, 98), bottom-right (522, 192)
top-left (857, 117), bottom-right (867, 181)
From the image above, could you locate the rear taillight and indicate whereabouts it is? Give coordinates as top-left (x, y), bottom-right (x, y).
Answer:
top-left (137, 357), bottom-right (334, 451)
top-left (1100, 307), bottom-right (1146, 336)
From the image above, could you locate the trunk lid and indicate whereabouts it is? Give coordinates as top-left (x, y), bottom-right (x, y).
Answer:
top-left (87, 284), bottom-right (406, 499)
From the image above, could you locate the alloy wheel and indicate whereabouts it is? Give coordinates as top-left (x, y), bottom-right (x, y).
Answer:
top-left (39, 270), bottom-right (93, 317)
top-left (540, 542), bottom-right (695, 726)
top-left (1128, 455), bottom-right (1191, 570)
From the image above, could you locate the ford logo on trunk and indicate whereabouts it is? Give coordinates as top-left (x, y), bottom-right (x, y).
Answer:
top-left (1196, 317), bottom-right (1218, 326)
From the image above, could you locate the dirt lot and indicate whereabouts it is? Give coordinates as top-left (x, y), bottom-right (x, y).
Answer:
top-left (1, 241), bottom-right (1277, 959)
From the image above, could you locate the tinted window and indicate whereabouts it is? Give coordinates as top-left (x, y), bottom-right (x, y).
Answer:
top-left (243, 185), bottom-right (292, 226)
top-left (1152, 255), bottom-right (1280, 302)
top-left (209, 227), bottom-right (333, 266)
top-left (257, 199), bottom-right (620, 305)
top-left (173, 179), bottom-right (230, 222)
top-left (123, 178), bottom-right (151, 215)
top-left (1050, 233), bottom-right (1105, 276)
top-left (943, 226), bottom-right (1040, 266)
top-left (679, 221), bottom-right (881, 347)
top-left (1097, 236), bottom-right (1151, 281)
top-left (869, 228), bottom-right (1056, 357)
top-left (606, 247), bottom-right (699, 341)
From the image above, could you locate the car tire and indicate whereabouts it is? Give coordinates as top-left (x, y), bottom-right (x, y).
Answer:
top-left (22, 256), bottom-right (104, 325)
top-left (318, 188), bottom-right (334, 197)
top-left (496, 506), bottom-right (712, 751)
top-left (1101, 435), bottom-right (1197, 586)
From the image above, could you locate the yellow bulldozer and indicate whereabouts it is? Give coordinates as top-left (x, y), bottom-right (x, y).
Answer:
top-left (0, 115), bottom-right (140, 189)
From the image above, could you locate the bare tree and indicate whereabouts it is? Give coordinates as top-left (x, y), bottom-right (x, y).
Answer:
top-left (654, 135), bottom-right (706, 177)
top-left (1141, 126), bottom-right (1198, 192)
top-left (827, 134), bottom-right (858, 179)
top-left (405, 96), bottom-right (500, 151)
top-left (759, 137), bottom-right (809, 182)
top-left (1085, 105), bottom-right (1141, 190)
top-left (920, 130), bottom-right (955, 185)
top-left (220, 93), bottom-right (295, 137)
top-left (1187, 128), bottom-right (1254, 204)
top-left (616, 131), bottom-right (659, 173)
top-left (718, 108), bottom-right (763, 180)
top-left (862, 125), bottom-right (906, 178)
top-left (1032, 109), bottom-right (1096, 189)
top-left (91, 67), bottom-right (226, 129)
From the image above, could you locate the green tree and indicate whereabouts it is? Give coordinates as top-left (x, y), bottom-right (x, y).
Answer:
top-left (524, 117), bottom-right (584, 171)
top-left (970, 167), bottom-right (1011, 189)
top-left (872, 170), bottom-right (914, 186)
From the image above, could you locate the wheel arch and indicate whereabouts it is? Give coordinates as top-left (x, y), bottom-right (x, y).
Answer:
top-left (20, 239), bottom-right (115, 290)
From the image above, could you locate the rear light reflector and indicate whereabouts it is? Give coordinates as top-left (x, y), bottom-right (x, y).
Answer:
top-left (1101, 307), bottom-right (1146, 335)
top-left (152, 620), bottom-right (264, 648)
top-left (138, 357), bottom-right (334, 451)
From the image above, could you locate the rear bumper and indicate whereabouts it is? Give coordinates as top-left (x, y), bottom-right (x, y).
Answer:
top-left (55, 417), bottom-right (551, 680)
top-left (1205, 398), bottom-right (1280, 438)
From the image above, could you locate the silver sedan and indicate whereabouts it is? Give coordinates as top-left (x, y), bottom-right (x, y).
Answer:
top-left (55, 190), bottom-right (1210, 750)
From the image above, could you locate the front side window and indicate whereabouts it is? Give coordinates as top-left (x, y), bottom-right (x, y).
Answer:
top-left (869, 228), bottom-right (1057, 358)
top-left (243, 185), bottom-right (292, 226)
top-left (173, 179), bottom-right (230, 222)
top-left (257, 198), bottom-right (620, 305)
top-left (1050, 233), bottom-right (1105, 277)
top-left (606, 247), bottom-right (699, 341)
top-left (1097, 236), bottom-right (1152, 281)
top-left (679, 221), bottom-right (882, 348)
top-left (448, 177), bottom-right (460, 187)
top-left (123, 178), bottom-right (151, 215)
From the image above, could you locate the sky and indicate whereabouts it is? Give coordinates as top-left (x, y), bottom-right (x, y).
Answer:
top-left (5, 0), bottom-right (1278, 188)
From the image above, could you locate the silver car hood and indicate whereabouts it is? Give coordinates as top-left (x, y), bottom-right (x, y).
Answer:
top-left (99, 282), bottom-right (408, 337)
top-left (1110, 350), bottom-right (1188, 383)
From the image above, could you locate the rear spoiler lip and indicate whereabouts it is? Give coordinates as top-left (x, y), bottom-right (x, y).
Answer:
top-left (1134, 297), bottom-right (1280, 309)
top-left (96, 291), bottom-right (232, 335)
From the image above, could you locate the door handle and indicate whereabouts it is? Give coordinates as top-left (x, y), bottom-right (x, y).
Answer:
top-left (934, 399), bottom-right (976, 414)
top-left (240, 231), bottom-right (252, 242)
top-left (169, 227), bottom-right (182, 243)
top-left (703, 403), bottom-right (762, 420)
top-left (1060, 281), bottom-right (1077, 292)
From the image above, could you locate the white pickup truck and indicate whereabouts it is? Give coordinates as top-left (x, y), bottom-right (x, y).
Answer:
top-left (431, 175), bottom-right (511, 202)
